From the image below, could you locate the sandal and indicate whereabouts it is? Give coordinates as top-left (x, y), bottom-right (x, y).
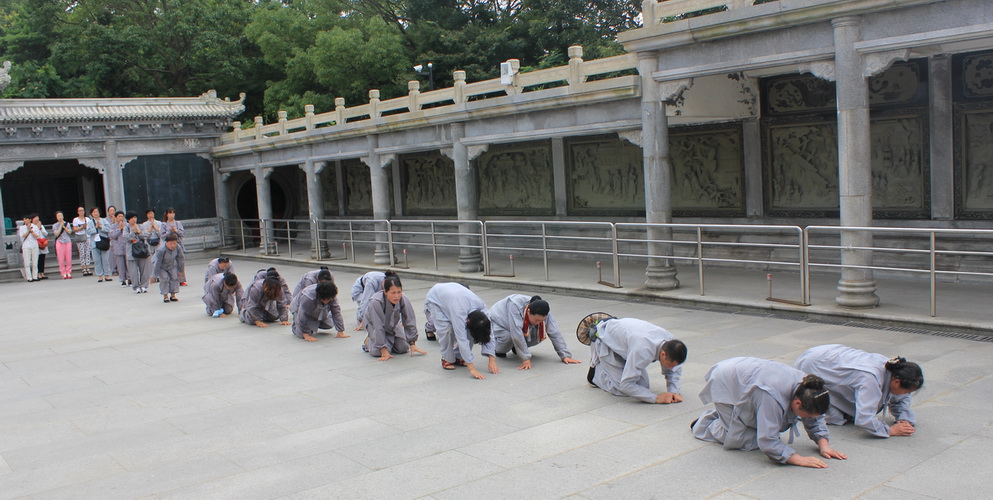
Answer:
top-left (425, 331), bottom-right (437, 341)
top-left (441, 360), bottom-right (456, 370)
top-left (163, 297), bottom-right (170, 303)
top-left (453, 359), bottom-right (467, 367)
top-left (170, 295), bottom-right (179, 302)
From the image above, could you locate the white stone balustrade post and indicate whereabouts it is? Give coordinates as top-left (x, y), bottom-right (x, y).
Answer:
top-left (408, 81), bottom-right (421, 111)
top-left (568, 46), bottom-right (586, 85)
top-left (369, 90), bottom-right (381, 120)
top-left (304, 104), bottom-right (315, 131)
top-left (334, 98), bottom-right (346, 126)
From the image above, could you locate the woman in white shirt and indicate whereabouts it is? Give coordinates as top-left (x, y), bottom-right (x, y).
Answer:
top-left (18, 213), bottom-right (47, 282)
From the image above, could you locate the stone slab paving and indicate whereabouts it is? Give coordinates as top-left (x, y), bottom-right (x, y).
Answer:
top-left (0, 256), bottom-right (991, 499)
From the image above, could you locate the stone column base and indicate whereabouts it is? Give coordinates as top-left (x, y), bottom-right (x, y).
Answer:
top-left (645, 263), bottom-right (679, 290)
top-left (373, 247), bottom-right (392, 265)
top-left (458, 250), bottom-right (483, 273)
top-left (835, 279), bottom-right (880, 308)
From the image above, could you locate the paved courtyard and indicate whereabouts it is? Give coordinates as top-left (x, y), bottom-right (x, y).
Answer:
top-left (1, 256), bottom-right (991, 499)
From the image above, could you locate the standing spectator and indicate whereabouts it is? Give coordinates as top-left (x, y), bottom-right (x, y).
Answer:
top-left (18, 214), bottom-right (46, 282)
top-left (143, 209), bottom-right (161, 260)
top-left (160, 208), bottom-right (186, 286)
top-left (105, 206), bottom-right (118, 277)
top-left (52, 211), bottom-right (74, 279)
top-left (35, 214), bottom-right (49, 280)
top-left (108, 211), bottom-right (129, 287)
top-left (90, 207), bottom-right (112, 283)
top-left (152, 233), bottom-right (185, 303)
top-left (124, 212), bottom-right (151, 293)
top-left (71, 206), bottom-right (93, 276)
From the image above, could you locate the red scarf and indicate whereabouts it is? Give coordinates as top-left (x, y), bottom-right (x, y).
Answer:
top-left (522, 307), bottom-right (546, 342)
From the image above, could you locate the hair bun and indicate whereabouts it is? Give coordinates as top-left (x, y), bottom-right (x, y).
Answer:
top-left (529, 295), bottom-right (543, 303)
top-left (886, 356), bottom-right (907, 370)
top-left (801, 374), bottom-right (825, 390)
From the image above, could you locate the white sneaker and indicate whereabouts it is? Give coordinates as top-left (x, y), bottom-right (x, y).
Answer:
top-left (142, 287), bottom-right (148, 293)
top-left (135, 288), bottom-right (141, 294)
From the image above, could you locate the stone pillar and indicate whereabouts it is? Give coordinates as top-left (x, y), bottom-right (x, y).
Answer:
top-left (450, 123), bottom-right (483, 272)
top-left (365, 135), bottom-right (393, 264)
top-left (551, 137), bottom-right (568, 216)
top-left (103, 141), bottom-right (126, 211)
top-left (253, 163), bottom-right (277, 254)
top-left (833, 16), bottom-right (879, 307)
top-left (742, 119), bottom-right (764, 217)
top-left (0, 162), bottom-right (17, 269)
top-left (929, 54), bottom-right (954, 220)
top-left (301, 152), bottom-right (329, 258)
top-left (639, 51), bottom-right (679, 290)
top-left (213, 168), bottom-right (233, 245)
top-left (335, 160), bottom-right (346, 216)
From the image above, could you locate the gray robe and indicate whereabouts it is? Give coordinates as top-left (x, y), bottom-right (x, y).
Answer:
top-left (423, 282), bottom-right (494, 364)
top-left (363, 291), bottom-right (418, 356)
top-left (590, 318), bottom-right (681, 402)
top-left (489, 294), bottom-right (571, 361)
top-left (290, 284), bottom-right (344, 338)
top-left (692, 357), bottom-right (829, 464)
top-left (240, 278), bottom-right (288, 324)
top-left (252, 269), bottom-right (292, 313)
top-left (203, 258), bottom-right (234, 283)
top-left (292, 269), bottom-right (333, 300)
top-left (202, 273), bottom-right (244, 315)
top-left (151, 244), bottom-right (185, 294)
top-left (124, 223), bottom-right (151, 289)
top-left (794, 344), bottom-right (915, 437)
top-left (350, 271), bottom-right (385, 323)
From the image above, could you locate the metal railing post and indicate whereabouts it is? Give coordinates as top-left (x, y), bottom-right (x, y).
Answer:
top-left (542, 223), bottom-right (549, 281)
top-left (240, 220), bottom-right (246, 254)
top-left (481, 223), bottom-right (489, 275)
top-left (348, 221), bottom-right (356, 263)
top-left (313, 218), bottom-right (320, 260)
top-left (286, 220), bottom-right (292, 257)
top-left (802, 227), bottom-right (811, 305)
top-left (430, 222), bottom-right (438, 270)
top-left (930, 231), bottom-right (937, 317)
top-left (387, 220), bottom-right (395, 266)
top-left (697, 226), bottom-right (705, 296)
top-left (611, 223), bottom-right (621, 287)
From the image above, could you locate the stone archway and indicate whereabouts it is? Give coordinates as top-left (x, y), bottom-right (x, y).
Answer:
top-left (235, 175), bottom-right (289, 220)
top-left (0, 159), bottom-right (105, 225)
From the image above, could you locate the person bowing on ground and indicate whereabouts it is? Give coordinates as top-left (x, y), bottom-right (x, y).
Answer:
top-left (240, 275), bottom-right (291, 328)
top-left (362, 273), bottom-right (422, 359)
top-left (578, 314), bottom-right (686, 404)
top-left (350, 270), bottom-right (392, 331)
top-left (489, 294), bottom-right (581, 370)
top-left (203, 256), bottom-right (233, 283)
top-left (793, 344), bottom-right (923, 438)
top-left (424, 282), bottom-right (496, 378)
top-left (691, 357), bottom-right (847, 468)
top-left (202, 272), bottom-right (244, 317)
top-left (291, 281), bottom-right (346, 342)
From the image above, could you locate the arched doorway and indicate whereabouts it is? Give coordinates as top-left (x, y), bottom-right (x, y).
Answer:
top-left (235, 177), bottom-right (289, 220)
top-left (1, 160), bottom-right (105, 224)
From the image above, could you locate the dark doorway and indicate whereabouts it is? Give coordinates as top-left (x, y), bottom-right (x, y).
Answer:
top-left (1, 160), bottom-right (105, 224)
top-left (236, 178), bottom-right (289, 220)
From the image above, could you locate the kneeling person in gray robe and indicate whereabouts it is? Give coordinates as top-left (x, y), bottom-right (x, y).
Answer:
top-left (240, 276), bottom-right (290, 327)
top-left (363, 273), bottom-right (423, 360)
top-left (291, 282), bottom-right (347, 341)
top-left (587, 317), bottom-right (687, 404)
top-left (203, 272), bottom-right (244, 317)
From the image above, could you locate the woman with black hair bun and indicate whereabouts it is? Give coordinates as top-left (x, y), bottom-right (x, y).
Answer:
top-left (488, 295), bottom-right (581, 370)
top-left (794, 344), bottom-right (922, 437)
top-left (424, 282), bottom-right (497, 379)
top-left (691, 357), bottom-right (848, 468)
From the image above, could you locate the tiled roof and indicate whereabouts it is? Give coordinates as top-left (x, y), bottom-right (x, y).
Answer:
top-left (0, 91), bottom-right (245, 124)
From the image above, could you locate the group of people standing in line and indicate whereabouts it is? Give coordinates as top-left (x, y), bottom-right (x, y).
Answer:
top-left (202, 261), bottom-right (925, 468)
top-left (17, 206), bottom-right (189, 302)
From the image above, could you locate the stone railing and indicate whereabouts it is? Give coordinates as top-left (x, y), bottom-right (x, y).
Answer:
top-left (221, 46), bottom-right (637, 145)
top-left (641, 0), bottom-right (767, 25)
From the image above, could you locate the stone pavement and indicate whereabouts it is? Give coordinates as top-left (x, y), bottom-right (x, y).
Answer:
top-left (1, 255), bottom-right (992, 499)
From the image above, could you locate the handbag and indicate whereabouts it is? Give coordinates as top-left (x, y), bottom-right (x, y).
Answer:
top-left (37, 237), bottom-right (49, 250)
top-left (131, 239), bottom-right (150, 259)
top-left (148, 233), bottom-right (160, 246)
top-left (95, 235), bottom-right (110, 251)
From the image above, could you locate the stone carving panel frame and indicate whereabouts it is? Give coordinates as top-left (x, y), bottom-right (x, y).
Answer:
top-left (477, 141), bottom-right (554, 216)
top-left (763, 117), bottom-right (840, 216)
top-left (870, 111), bottom-right (930, 218)
top-left (953, 105), bottom-right (993, 218)
top-left (566, 135), bottom-right (644, 216)
top-left (343, 158), bottom-right (373, 216)
top-left (400, 152), bottom-right (456, 216)
top-left (670, 123), bottom-right (745, 216)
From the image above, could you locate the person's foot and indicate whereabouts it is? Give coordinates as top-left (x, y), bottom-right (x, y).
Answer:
top-left (134, 288), bottom-right (141, 294)
top-left (690, 418), bottom-right (699, 431)
top-left (587, 366), bottom-right (597, 388)
top-left (495, 352), bottom-right (507, 358)
top-left (425, 331), bottom-right (436, 341)
top-left (180, 282), bottom-right (187, 287)
top-left (142, 287), bottom-right (147, 293)
top-left (453, 359), bottom-right (467, 367)
top-left (441, 359), bottom-right (456, 370)
top-left (98, 278), bottom-right (104, 282)
top-left (163, 296), bottom-right (170, 303)
top-left (170, 295), bottom-right (178, 302)
top-left (120, 281), bottom-right (127, 287)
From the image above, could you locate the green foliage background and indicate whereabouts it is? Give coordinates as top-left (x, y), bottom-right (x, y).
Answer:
top-left (0, 0), bottom-right (641, 120)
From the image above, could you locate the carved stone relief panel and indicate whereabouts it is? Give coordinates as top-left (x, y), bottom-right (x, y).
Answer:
top-left (320, 165), bottom-right (339, 215)
top-left (958, 50), bottom-right (993, 100)
top-left (959, 109), bottom-right (993, 214)
top-left (765, 120), bottom-right (840, 214)
top-left (870, 116), bottom-right (927, 213)
top-left (477, 141), bottom-right (554, 215)
top-left (670, 125), bottom-right (744, 215)
top-left (567, 136), bottom-right (643, 214)
top-left (400, 152), bottom-right (456, 215)
top-left (868, 60), bottom-right (927, 108)
top-left (343, 159), bottom-right (373, 215)
top-left (763, 74), bottom-right (836, 115)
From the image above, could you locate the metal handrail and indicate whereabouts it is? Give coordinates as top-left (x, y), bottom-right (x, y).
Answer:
top-left (805, 225), bottom-right (993, 317)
